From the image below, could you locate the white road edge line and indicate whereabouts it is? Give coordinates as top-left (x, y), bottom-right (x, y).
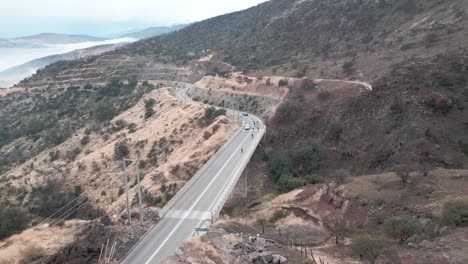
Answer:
top-left (191, 126), bottom-right (262, 235)
top-left (144, 127), bottom-right (253, 264)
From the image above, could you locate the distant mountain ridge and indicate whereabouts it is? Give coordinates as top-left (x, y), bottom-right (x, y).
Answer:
top-left (120, 24), bottom-right (188, 39)
top-left (0, 43), bottom-right (125, 87)
top-left (12, 33), bottom-right (108, 44)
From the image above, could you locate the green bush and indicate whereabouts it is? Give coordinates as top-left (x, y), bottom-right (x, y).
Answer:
top-left (29, 181), bottom-right (83, 218)
top-left (384, 216), bottom-right (423, 243)
top-left (269, 209), bottom-right (289, 223)
top-left (276, 100), bottom-right (301, 122)
top-left (441, 201), bottom-right (468, 227)
top-left (294, 139), bottom-right (325, 174)
top-left (212, 124), bottom-right (220, 133)
top-left (351, 235), bottom-right (388, 264)
top-left (144, 98), bottom-right (156, 119)
top-left (114, 141), bottom-right (129, 160)
top-left (80, 135), bottom-right (90, 145)
top-left (95, 104), bottom-right (116, 121)
top-left (278, 79), bottom-right (288, 87)
top-left (267, 150), bottom-right (291, 183)
top-left (203, 131), bottom-right (212, 140)
top-left (0, 207), bottom-right (30, 240)
top-left (65, 147), bottom-right (81, 161)
top-left (342, 60), bottom-right (356, 76)
top-left (277, 174), bottom-right (303, 193)
top-left (305, 174), bottom-right (321, 184)
top-left (203, 107), bottom-right (226, 126)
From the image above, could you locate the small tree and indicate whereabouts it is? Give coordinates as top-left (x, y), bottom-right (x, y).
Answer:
top-left (114, 141), bottom-right (129, 160)
top-left (80, 135), bottom-right (90, 145)
top-left (441, 201), bottom-right (468, 227)
top-left (342, 60), bottom-right (356, 76)
top-left (95, 104), bottom-right (116, 122)
top-left (351, 235), bottom-right (388, 264)
top-left (278, 79), bottom-right (288, 87)
top-left (384, 216), bottom-right (422, 243)
top-left (144, 98), bottom-right (156, 119)
top-left (394, 164), bottom-right (412, 184)
top-left (323, 216), bottom-right (350, 245)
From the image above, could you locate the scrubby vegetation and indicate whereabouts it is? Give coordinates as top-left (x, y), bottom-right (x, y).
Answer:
top-left (0, 77), bottom-right (155, 174)
top-left (441, 201), bottom-right (468, 227)
top-left (266, 139), bottom-right (326, 192)
top-left (202, 107), bottom-right (226, 126)
top-left (0, 207), bottom-right (30, 240)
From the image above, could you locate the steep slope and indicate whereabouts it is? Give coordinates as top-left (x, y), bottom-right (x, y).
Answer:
top-left (19, 0), bottom-right (468, 88)
top-left (0, 44), bottom-right (123, 88)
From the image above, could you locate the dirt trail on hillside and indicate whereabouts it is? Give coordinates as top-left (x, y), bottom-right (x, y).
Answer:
top-left (316, 78), bottom-right (373, 91)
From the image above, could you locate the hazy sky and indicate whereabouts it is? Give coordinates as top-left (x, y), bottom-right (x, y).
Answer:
top-left (0, 0), bottom-right (268, 38)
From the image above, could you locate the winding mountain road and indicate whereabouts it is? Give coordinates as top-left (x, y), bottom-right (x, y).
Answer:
top-left (120, 83), bottom-right (265, 264)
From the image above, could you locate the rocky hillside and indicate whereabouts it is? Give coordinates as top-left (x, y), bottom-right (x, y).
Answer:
top-left (18, 0), bottom-right (468, 87)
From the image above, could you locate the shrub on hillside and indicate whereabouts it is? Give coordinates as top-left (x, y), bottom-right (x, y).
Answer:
top-left (324, 216), bottom-right (350, 245)
top-left (114, 141), bottom-right (129, 160)
top-left (298, 78), bottom-right (318, 90)
top-left (394, 164), bottom-right (412, 184)
top-left (277, 173), bottom-right (303, 193)
top-left (278, 79), bottom-right (288, 87)
top-left (144, 98), bottom-right (156, 119)
top-left (423, 92), bottom-right (453, 113)
top-left (305, 174), bottom-right (321, 184)
top-left (0, 207), bottom-right (30, 240)
top-left (342, 60), bottom-right (356, 76)
top-left (276, 100), bottom-right (301, 123)
top-left (269, 209), bottom-right (289, 223)
top-left (80, 135), bottom-right (90, 145)
top-left (441, 201), bottom-right (468, 227)
top-left (203, 131), bottom-right (212, 140)
top-left (28, 181), bottom-right (84, 218)
top-left (203, 107), bottom-right (226, 126)
top-left (351, 235), bottom-right (389, 264)
top-left (384, 216), bottom-right (423, 243)
top-left (95, 104), bottom-right (116, 121)
top-left (267, 150), bottom-right (291, 183)
top-left (65, 147), bottom-right (81, 161)
top-left (294, 139), bottom-right (326, 174)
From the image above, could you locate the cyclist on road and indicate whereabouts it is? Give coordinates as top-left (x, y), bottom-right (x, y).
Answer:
top-left (241, 148), bottom-right (244, 154)
top-left (251, 134), bottom-right (254, 139)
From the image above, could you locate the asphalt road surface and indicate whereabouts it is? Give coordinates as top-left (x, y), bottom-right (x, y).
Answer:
top-left (121, 83), bottom-right (264, 264)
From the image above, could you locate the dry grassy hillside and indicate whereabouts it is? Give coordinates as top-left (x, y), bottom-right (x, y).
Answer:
top-left (0, 79), bottom-right (238, 263)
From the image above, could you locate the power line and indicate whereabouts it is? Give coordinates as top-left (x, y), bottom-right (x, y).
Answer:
top-left (48, 198), bottom-right (90, 227)
top-left (36, 191), bottom-right (88, 228)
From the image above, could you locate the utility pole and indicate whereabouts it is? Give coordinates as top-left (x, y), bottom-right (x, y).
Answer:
top-left (123, 158), bottom-right (144, 226)
top-left (136, 159), bottom-right (144, 226)
top-left (123, 159), bottom-right (131, 224)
